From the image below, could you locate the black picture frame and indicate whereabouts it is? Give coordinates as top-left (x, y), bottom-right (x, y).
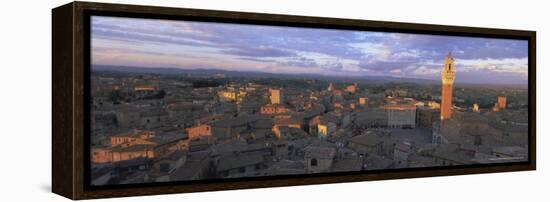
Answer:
top-left (52, 1), bottom-right (536, 200)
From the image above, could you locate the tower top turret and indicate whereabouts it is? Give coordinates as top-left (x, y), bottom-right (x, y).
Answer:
top-left (441, 52), bottom-right (455, 85)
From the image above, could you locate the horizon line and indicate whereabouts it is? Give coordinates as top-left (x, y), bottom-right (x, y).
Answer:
top-left (91, 64), bottom-right (528, 87)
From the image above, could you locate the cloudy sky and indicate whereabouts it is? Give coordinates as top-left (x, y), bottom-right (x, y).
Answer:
top-left (91, 16), bottom-right (528, 85)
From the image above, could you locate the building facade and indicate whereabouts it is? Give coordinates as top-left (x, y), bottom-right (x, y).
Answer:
top-left (384, 104), bottom-right (417, 128)
top-left (269, 88), bottom-right (282, 104)
top-left (498, 96), bottom-right (507, 109)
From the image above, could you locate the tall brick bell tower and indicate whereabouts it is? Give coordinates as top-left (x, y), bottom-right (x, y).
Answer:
top-left (440, 52), bottom-right (455, 120)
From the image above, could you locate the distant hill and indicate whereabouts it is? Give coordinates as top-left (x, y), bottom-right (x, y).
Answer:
top-left (91, 65), bottom-right (525, 88)
top-left (92, 65), bottom-right (439, 82)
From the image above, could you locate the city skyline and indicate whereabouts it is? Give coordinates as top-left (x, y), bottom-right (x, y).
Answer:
top-left (91, 16), bottom-right (529, 85)
top-left (87, 14), bottom-right (529, 187)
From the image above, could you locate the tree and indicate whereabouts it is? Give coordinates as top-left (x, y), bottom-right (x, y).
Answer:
top-left (108, 90), bottom-right (123, 104)
top-left (155, 90), bottom-right (166, 99)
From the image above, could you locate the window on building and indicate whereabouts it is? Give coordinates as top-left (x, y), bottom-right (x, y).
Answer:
top-left (255, 164), bottom-right (262, 170)
top-left (159, 163), bottom-right (171, 172)
top-left (311, 158), bottom-right (318, 166)
top-left (239, 167), bottom-right (246, 173)
top-left (474, 135), bottom-right (482, 146)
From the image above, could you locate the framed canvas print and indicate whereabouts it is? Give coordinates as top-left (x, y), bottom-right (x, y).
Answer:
top-left (52, 1), bottom-right (536, 200)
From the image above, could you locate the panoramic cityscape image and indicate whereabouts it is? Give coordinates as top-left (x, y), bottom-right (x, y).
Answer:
top-left (89, 16), bottom-right (529, 186)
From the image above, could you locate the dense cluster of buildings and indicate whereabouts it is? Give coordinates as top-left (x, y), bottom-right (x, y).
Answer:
top-left (90, 53), bottom-right (528, 185)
